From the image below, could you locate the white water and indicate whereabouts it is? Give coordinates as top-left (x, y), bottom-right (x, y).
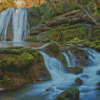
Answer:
top-left (62, 52), bottom-right (71, 67)
top-left (0, 8), bottom-right (30, 42)
top-left (1, 49), bottom-right (100, 100)
top-left (68, 51), bottom-right (76, 66)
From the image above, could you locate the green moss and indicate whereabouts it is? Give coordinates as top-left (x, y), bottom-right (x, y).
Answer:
top-left (26, 36), bottom-right (40, 42)
top-left (72, 37), bottom-right (80, 41)
top-left (57, 87), bottom-right (79, 100)
top-left (66, 4), bottom-right (80, 12)
top-left (67, 66), bottom-right (83, 74)
top-left (57, 54), bottom-right (67, 66)
top-left (75, 77), bottom-right (82, 85)
top-left (83, 41), bottom-right (91, 47)
top-left (95, 45), bottom-right (100, 52)
top-left (47, 24), bottom-right (88, 42)
top-left (89, 44), bottom-right (96, 49)
top-left (45, 43), bottom-right (60, 55)
top-left (57, 96), bottom-right (70, 100)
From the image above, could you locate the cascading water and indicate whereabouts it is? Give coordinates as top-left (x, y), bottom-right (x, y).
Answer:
top-left (62, 52), bottom-right (71, 67)
top-left (1, 49), bottom-right (100, 100)
top-left (0, 8), bottom-right (30, 42)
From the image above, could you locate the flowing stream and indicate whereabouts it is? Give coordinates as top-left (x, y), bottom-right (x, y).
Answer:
top-left (0, 48), bottom-right (100, 100)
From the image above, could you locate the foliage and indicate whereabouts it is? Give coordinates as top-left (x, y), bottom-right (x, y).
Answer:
top-left (47, 24), bottom-right (88, 42)
top-left (26, 36), bottom-right (40, 42)
top-left (66, 4), bottom-right (79, 12)
top-left (0, 0), bottom-right (17, 12)
top-left (95, 5), bottom-right (99, 17)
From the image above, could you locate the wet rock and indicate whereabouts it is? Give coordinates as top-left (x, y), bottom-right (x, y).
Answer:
top-left (95, 45), bottom-right (100, 52)
top-left (80, 75), bottom-right (89, 78)
top-left (57, 87), bottom-right (79, 100)
top-left (46, 87), bottom-right (53, 91)
top-left (67, 66), bottom-right (83, 74)
top-left (45, 43), bottom-right (67, 66)
top-left (97, 82), bottom-right (100, 86)
top-left (96, 70), bottom-right (100, 75)
top-left (69, 45), bottom-right (90, 66)
top-left (75, 77), bottom-right (82, 85)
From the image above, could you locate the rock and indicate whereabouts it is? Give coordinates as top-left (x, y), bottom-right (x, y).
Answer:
top-left (45, 42), bottom-right (61, 56)
top-left (95, 45), bottom-right (100, 52)
top-left (80, 75), bottom-right (89, 78)
top-left (0, 48), bottom-right (51, 90)
top-left (45, 87), bottom-right (53, 91)
top-left (30, 24), bottom-right (51, 36)
top-left (44, 43), bottom-right (67, 66)
top-left (69, 45), bottom-right (90, 66)
top-left (67, 66), bottom-right (83, 74)
top-left (57, 87), bottom-right (79, 100)
top-left (97, 82), bottom-right (100, 86)
top-left (96, 70), bottom-right (100, 75)
top-left (75, 77), bottom-right (82, 85)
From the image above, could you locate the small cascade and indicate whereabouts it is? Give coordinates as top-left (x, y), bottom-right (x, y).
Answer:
top-left (39, 51), bottom-right (66, 80)
top-left (0, 8), bottom-right (30, 42)
top-left (68, 51), bottom-right (76, 66)
top-left (62, 52), bottom-right (71, 67)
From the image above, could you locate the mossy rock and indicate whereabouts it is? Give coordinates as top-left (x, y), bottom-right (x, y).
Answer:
top-left (75, 77), bottom-right (82, 85)
top-left (45, 43), bottom-right (67, 66)
top-left (45, 43), bottom-right (60, 56)
top-left (26, 36), bottom-right (40, 42)
top-left (0, 80), bottom-right (20, 90)
top-left (83, 41), bottom-right (91, 47)
top-left (0, 48), bottom-right (51, 90)
top-left (95, 45), bottom-right (100, 52)
top-left (57, 87), bottom-right (79, 100)
top-left (67, 66), bottom-right (83, 74)
top-left (57, 96), bottom-right (70, 100)
top-left (89, 44), bottom-right (96, 49)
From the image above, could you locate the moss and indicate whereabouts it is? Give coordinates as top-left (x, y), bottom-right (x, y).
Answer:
top-left (75, 77), bottom-right (82, 85)
top-left (0, 48), bottom-right (51, 90)
top-left (67, 66), bottom-right (83, 74)
top-left (57, 87), bottom-right (79, 100)
top-left (72, 37), bottom-right (80, 41)
top-left (57, 54), bottom-right (67, 66)
top-left (45, 43), bottom-right (67, 66)
top-left (0, 80), bottom-right (18, 90)
top-left (57, 96), bottom-right (70, 100)
top-left (47, 24), bottom-right (88, 42)
top-left (95, 45), bottom-right (100, 52)
top-left (26, 36), bottom-right (40, 42)
top-left (89, 44), bottom-right (96, 49)
top-left (83, 41), bottom-right (91, 47)
top-left (45, 43), bottom-right (60, 56)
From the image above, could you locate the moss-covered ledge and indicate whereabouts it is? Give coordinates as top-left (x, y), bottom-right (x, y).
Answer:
top-left (0, 48), bottom-right (51, 91)
top-left (44, 42), bottom-right (67, 67)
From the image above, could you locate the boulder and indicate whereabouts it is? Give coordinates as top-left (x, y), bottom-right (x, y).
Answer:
top-left (80, 75), bottom-right (89, 78)
top-left (96, 70), bottom-right (100, 75)
top-left (75, 77), bottom-right (82, 85)
top-left (57, 87), bottom-right (79, 100)
top-left (0, 48), bottom-right (51, 90)
top-left (67, 66), bottom-right (83, 74)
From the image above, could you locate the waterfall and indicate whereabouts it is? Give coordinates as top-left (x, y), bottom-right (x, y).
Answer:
top-left (67, 51), bottom-right (76, 66)
top-left (62, 52), bottom-right (71, 67)
top-left (0, 8), bottom-right (30, 42)
top-left (39, 51), bottom-right (66, 80)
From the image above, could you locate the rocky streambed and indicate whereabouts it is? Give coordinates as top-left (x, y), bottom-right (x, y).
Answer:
top-left (0, 42), bottom-right (100, 100)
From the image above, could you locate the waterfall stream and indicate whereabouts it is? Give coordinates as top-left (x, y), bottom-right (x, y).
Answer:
top-left (0, 8), bottom-right (30, 42)
top-left (0, 49), bottom-right (100, 100)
